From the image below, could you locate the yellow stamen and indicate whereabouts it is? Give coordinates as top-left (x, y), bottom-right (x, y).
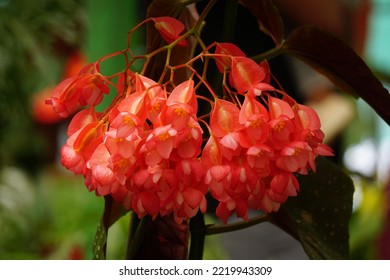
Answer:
top-left (151, 103), bottom-right (161, 113)
top-left (117, 158), bottom-right (128, 168)
top-left (250, 119), bottom-right (262, 128)
top-left (159, 132), bottom-right (171, 141)
top-left (174, 107), bottom-right (187, 116)
top-left (123, 115), bottom-right (134, 126)
top-left (273, 121), bottom-right (285, 131)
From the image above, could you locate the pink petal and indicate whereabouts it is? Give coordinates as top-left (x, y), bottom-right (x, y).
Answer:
top-left (182, 188), bottom-right (203, 209)
top-left (269, 96), bottom-right (294, 119)
top-left (210, 99), bottom-right (241, 136)
top-left (231, 57), bottom-right (265, 94)
top-left (215, 43), bottom-right (246, 73)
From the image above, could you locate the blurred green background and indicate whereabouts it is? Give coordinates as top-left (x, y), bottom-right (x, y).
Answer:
top-left (0, 0), bottom-right (389, 259)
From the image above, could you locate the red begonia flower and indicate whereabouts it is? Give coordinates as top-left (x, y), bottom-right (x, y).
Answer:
top-left (152, 17), bottom-right (188, 46)
top-left (45, 73), bottom-right (109, 118)
top-left (231, 57), bottom-right (274, 95)
top-left (215, 42), bottom-right (246, 73)
top-left (210, 99), bottom-right (241, 137)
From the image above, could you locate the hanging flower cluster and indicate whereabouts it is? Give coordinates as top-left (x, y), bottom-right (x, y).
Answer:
top-left (46, 17), bottom-right (333, 224)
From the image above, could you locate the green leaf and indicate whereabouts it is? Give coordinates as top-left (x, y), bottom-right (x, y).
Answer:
top-left (282, 26), bottom-right (390, 126)
top-left (270, 157), bottom-right (354, 259)
top-left (92, 218), bottom-right (107, 260)
top-left (92, 196), bottom-right (127, 260)
top-left (239, 0), bottom-right (284, 46)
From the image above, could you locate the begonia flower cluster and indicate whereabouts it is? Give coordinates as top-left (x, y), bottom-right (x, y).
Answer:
top-left (46, 17), bottom-right (333, 224)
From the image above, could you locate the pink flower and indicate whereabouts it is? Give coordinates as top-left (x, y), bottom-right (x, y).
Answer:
top-left (174, 117), bottom-right (203, 159)
top-left (132, 192), bottom-right (160, 220)
top-left (276, 141), bottom-right (312, 173)
top-left (216, 199), bottom-right (248, 224)
top-left (152, 17), bottom-right (188, 46)
top-left (268, 172), bottom-right (300, 203)
top-left (246, 144), bottom-right (273, 178)
top-left (268, 96), bottom-right (296, 149)
top-left (231, 56), bottom-right (274, 95)
top-left (86, 142), bottom-right (116, 195)
top-left (45, 35), bottom-right (336, 225)
top-left (45, 77), bottom-right (80, 118)
top-left (239, 95), bottom-right (270, 147)
top-left (214, 42), bottom-right (246, 73)
top-left (160, 80), bottom-right (197, 131)
top-left (45, 71), bottom-right (109, 118)
top-left (61, 121), bottom-right (104, 175)
top-left (142, 125), bottom-right (177, 167)
top-left (78, 74), bottom-right (110, 106)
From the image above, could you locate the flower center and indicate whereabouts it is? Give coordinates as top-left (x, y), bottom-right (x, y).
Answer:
top-left (273, 121), bottom-right (285, 131)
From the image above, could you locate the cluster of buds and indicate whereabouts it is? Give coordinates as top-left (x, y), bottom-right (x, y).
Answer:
top-left (46, 17), bottom-right (333, 224)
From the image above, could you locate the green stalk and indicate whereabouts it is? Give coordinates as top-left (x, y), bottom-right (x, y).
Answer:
top-left (251, 44), bottom-right (284, 62)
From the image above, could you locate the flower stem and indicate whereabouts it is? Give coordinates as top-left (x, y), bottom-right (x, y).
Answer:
top-left (221, 0), bottom-right (239, 43)
top-left (210, 0), bottom-right (239, 96)
top-left (189, 211), bottom-right (206, 260)
top-left (251, 45), bottom-right (284, 62)
top-left (205, 214), bottom-right (270, 235)
top-left (126, 215), bottom-right (149, 260)
top-left (126, 212), bottom-right (140, 258)
top-left (193, 0), bottom-right (219, 32)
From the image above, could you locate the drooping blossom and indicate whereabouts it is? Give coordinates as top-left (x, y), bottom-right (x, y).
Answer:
top-left (152, 17), bottom-right (188, 46)
top-left (45, 64), bottom-right (109, 118)
top-left (46, 16), bottom-right (333, 225)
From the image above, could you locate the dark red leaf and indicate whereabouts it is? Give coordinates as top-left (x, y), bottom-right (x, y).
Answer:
top-left (127, 216), bottom-right (189, 260)
top-left (239, 0), bottom-right (284, 46)
top-left (282, 26), bottom-right (390, 126)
